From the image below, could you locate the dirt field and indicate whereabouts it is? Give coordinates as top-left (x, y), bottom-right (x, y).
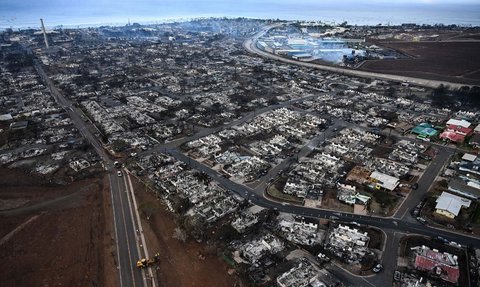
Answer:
top-left (131, 177), bottom-right (241, 287)
top-left (0, 168), bottom-right (117, 287)
top-left (359, 41), bottom-right (480, 85)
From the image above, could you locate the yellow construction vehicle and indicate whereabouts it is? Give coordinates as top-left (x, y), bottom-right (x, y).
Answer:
top-left (136, 252), bottom-right (160, 268)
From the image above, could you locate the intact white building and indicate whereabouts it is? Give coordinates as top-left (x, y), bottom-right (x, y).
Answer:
top-left (435, 192), bottom-right (471, 219)
top-left (446, 119), bottom-right (471, 129)
top-left (369, 171), bottom-right (400, 191)
top-left (462, 153), bottom-right (477, 162)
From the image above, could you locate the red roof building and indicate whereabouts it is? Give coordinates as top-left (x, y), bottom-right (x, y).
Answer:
top-left (440, 120), bottom-right (473, 143)
top-left (446, 124), bottom-right (473, 136)
top-left (440, 131), bottom-right (466, 143)
top-left (414, 247), bottom-right (460, 284)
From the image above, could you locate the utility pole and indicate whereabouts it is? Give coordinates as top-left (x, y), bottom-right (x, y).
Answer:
top-left (40, 18), bottom-right (50, 49)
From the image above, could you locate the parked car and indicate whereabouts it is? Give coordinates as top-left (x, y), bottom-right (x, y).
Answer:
top-left (117, 171), bottom-right (122, 177)
top-left (317, 252), bottom-right (330, 262)
top-left (449, 241), bottom-right (462, 248)
top-left (411, 207), bottom-right (420, 217)
top-left (416, 217), bottom-right (427, 225)
top-left (436, 236), bottom-right (449, 243)
top-left (372, 264), bottom-right (383, 273)
top-left (419, 154), bottom-right (432, 160)
top-left (394, 271), bottom-right (401, 281)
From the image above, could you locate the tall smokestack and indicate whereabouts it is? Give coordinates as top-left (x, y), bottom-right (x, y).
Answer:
top-left (40, 18), bottom-right (50, 49)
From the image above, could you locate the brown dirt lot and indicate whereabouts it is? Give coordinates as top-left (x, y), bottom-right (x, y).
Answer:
top-left (0, 168), bottom-right (117, 287)
top-left (359, 41), bottom-right (480, 85)
top-left (131, 177), bottom-right (241, 287)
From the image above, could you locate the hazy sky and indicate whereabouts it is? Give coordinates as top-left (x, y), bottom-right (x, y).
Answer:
top-left (1, 0), bottom-right (479, 28)
top-left (2, 0), bottom-right (479, 9)
top-left (2, 0), bottom-right (478, 14)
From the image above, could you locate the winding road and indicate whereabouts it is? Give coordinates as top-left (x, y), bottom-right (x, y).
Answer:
top-left (140, 107), bottom-right (479, 286)
top-left (26, 25), bottom-right (480, 286)
top-left (165, 147), bottom-right (480, 287)
top-left (244, 24), bottom-right (472, 89)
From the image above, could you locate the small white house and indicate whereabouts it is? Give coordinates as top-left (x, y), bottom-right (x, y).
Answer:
top-left (435, 192), bottom-right (471, 219)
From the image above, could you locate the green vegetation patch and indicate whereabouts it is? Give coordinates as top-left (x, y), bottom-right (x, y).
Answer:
top-left (472, 206), bottom-right (480, 224)
top-left (266, 179), bottom-right (303, 204)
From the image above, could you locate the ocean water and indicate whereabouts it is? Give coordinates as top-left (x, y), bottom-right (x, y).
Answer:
top-left (1, 1), bottom-right (479, 29)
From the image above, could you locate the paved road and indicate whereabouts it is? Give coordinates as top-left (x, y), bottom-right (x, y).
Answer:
top-left (367, 230), bottom-right (402, 287)
top-left (251, 121), bottom-right (337, 192)
top-left (137, 94), bottom-right (316, 158)
top-left (296, 107), bottom-right (458, 222)
top-left (394, 147), bottom-right (452, 220)
top-left (325, 264), bottom-right (374, 287)
top-left (142, 97), bottom-right (474, 286)
top-left (110, 172), bottom-right (145, 287)
top-left (244, 24), bottom-right (472, 89)
top-left (165, 148), bottom-right (480, 287)
top-left (241, 113), bottom-right (455, 285)
top-left (145, 100), bottom-right (475, 287)
top-left (167, 149), bottom-right (480, 246)
top-left (33, 58), bottom-right (148, 287)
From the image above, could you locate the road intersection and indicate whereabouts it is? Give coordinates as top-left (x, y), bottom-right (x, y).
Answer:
top-left (140, 112), bottom-right (477, 286)
top-left (29, 29), bottom-right (480, 286)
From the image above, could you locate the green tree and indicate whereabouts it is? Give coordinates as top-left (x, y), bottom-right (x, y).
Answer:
top-left (111, 139), bottom-right (129, 152)
top-left (170, 195), bottom-right (191, 214)
top-left (431, 84), bottom-right (454, 108)
top-left (385, 86), bottom-right (396, 98)
top-left (138, 202), bottom-right (158, 220)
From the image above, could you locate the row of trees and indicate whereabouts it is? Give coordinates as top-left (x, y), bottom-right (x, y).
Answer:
top-left (432, 85), bottom-right (480, 109)
top-left (3, 49), bottom-right (34, 72)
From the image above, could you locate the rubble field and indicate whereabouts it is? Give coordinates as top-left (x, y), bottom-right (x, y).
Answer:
top-left (0, 168), bottom-right (116, 287)
top-left (132, 177), bottom-right (241, 287)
